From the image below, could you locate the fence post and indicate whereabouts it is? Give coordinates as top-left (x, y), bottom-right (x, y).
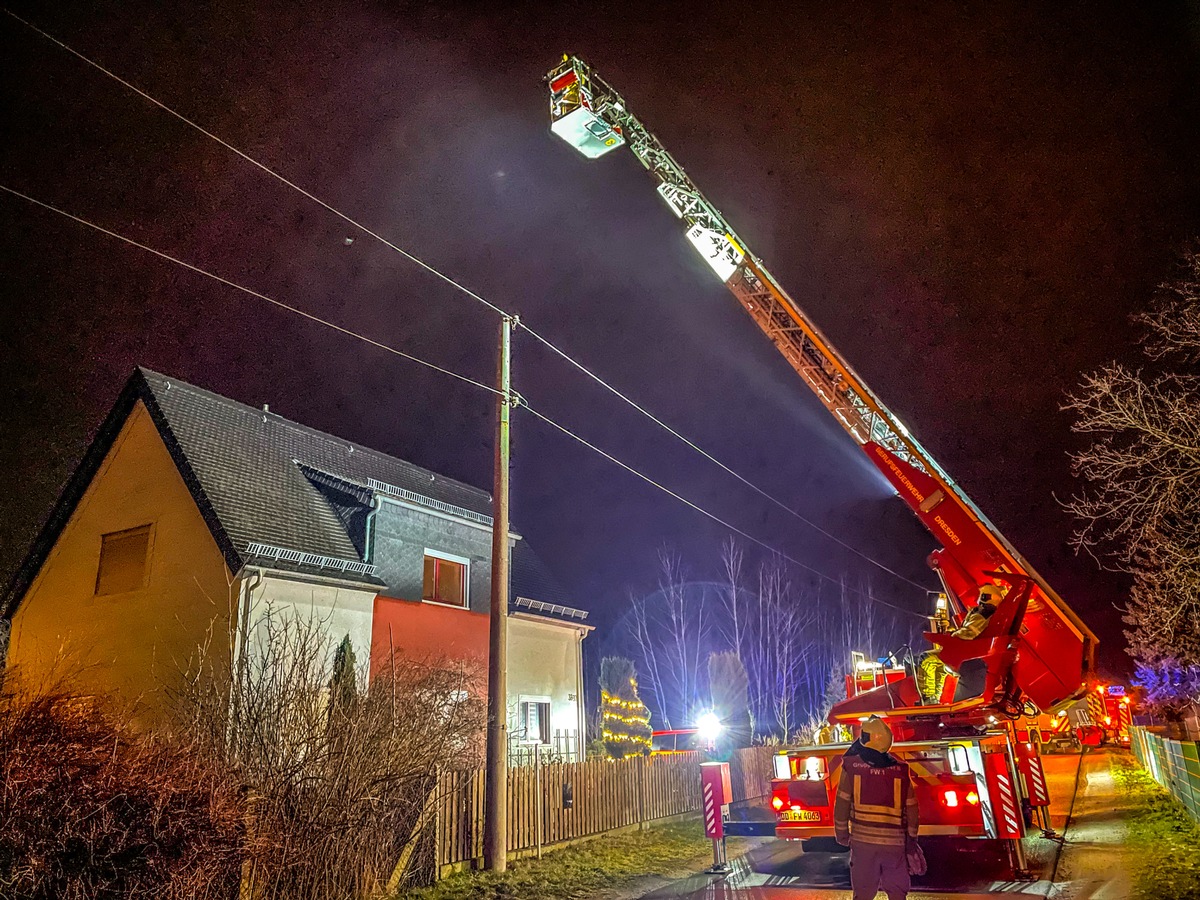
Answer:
top-left (535, 743), bottom-right (543, 859)
top-left (638, 753), bottom-right (647, 830)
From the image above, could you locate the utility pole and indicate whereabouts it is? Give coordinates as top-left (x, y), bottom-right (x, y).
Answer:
top-left (484, 314), bottom-right (515, 872)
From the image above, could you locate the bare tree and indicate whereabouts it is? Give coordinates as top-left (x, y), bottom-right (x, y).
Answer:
top-left (623, 539), bottom-right (921, 742)
top-left (658, 550), bottom-right (710, 726)
top-left (174, 607), bottom-right (483, 898)
top-left (720, 537), bottom-right (750, 663)
top-left (627, 588), bottom-right (673, 728)
top-left (750, 555), bottom-right (813, 740)
top-left (1065, 247), bottom-right (1200, 685)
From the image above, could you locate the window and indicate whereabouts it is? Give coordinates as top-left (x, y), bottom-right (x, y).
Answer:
top-left (96, 525), bottom-right (152, 595)
top-left (422, 550), bottom-right (468, 607)
top-left (519, 697), bottom-right (551, 744)
top-left (948, 744), bottom-right (971, 776)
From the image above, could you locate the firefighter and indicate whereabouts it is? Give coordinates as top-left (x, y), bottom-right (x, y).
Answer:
top-left (917, 584), bottom-right (1004, 703)
top-left (834, 716), bottom-right (920, 900)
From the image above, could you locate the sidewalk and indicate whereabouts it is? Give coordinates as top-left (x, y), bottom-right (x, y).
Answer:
top-left (1047, 750), bottom-right (1133, 900)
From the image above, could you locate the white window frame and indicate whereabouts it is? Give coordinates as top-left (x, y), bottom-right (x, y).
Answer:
top-left (421, 548), bottom-right (471, 609)
top-left (948, 743), bottom-right (972, 776)
top-left (518, 694), bottom-right (553, 745)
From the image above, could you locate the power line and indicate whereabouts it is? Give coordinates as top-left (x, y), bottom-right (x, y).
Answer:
top-left (7, 9), bottom-right (931, 593)
top-left (520, 401), bottom-right (926, 619)
top-left (519, 322), bottom-right (931, 591)
top-left (2, 8), bottom-right (507, 319)
top-left (3, 178), bottom-right (923, 618)
top-left (0, 184), bottom-right (502, 397)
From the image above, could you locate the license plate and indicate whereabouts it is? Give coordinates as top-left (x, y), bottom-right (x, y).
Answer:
top-left (779, 809), bottom-right (821, 822)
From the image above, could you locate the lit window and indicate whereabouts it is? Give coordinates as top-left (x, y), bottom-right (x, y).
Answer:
top-left (422, 551), bottom-right (468, 607)
top-left (520, 698), bottom-right (551, 744)
top-left (96, 525), bottom-right (152, 595)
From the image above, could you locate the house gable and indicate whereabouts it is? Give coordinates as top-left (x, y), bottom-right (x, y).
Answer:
top-left (2, 370), bottom-right (242, 620)
top-left (7, 400), bottom-right (234, 712)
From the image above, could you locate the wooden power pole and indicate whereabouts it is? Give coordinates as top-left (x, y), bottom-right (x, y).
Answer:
top-left (484, 314), bottom-right (515, 872)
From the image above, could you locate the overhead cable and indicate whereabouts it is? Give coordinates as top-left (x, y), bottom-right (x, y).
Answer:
top-left (2, 8), bottom-right (507, 318)
top-left (519, 322), bottom-right (931, 590)
top-left (7, 10), bottom-right (929, 593)
top-left (520, 402), bottom-right (925, 618)
top-left (3, 178), bottom-right (921, 618)
top-left (0, 184), bottom-right (502, 397)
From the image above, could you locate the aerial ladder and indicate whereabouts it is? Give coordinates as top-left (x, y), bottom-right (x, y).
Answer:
top-left (545, 56), bottom-right (1098, 871)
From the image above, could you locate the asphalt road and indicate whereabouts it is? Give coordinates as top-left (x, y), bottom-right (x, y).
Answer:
top-left (639, 747), bottom-right (1133, 899)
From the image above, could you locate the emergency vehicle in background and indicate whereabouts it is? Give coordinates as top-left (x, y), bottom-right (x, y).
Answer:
top-left (544, 56), bottom-right (1099, 876)
top-left (1091, 683), bottom-right (1135, 745)
top-left (1021, 683), bottom-right (1133, 751)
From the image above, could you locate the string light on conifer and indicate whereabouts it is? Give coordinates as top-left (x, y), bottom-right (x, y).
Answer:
top-left (600, 675), bottom-right (652, 753)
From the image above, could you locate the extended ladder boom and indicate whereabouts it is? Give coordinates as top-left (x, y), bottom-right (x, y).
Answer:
top-left (546, 56), bottom-right (1096, 711)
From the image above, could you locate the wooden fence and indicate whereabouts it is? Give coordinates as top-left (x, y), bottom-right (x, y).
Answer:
top-left (434, 746), bottom-right (773, 873)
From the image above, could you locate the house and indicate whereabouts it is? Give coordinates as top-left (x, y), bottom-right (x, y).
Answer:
top-left (2, 368), bottom-right (591, 757)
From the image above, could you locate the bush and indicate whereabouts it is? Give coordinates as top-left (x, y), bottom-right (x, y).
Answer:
top-left (175, 613), bottom-right (484, 898)
top-left (0, 613), bottom-right (484, 899)
top-left (0, 685), bottom-right (244, 900)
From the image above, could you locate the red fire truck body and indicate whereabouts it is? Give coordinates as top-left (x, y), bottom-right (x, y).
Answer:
top-left (1090, 684), bottom-right (1134, 744)
top-left (770, 733), bottom-right (1043, 842)
top-left (761, 458), bottom-right (1078, 869)
top-left (1018, 683), bottom-right (1134, 751)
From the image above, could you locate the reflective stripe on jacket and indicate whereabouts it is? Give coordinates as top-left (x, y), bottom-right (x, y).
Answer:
top-left (833, 753), bottom-right (920, 847)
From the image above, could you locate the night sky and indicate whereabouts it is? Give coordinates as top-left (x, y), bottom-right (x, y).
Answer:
top-left (3, 2), bottom-right (1199, 675)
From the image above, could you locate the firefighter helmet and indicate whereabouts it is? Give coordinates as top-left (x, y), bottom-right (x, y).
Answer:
top-left (860, 715), bottom-right (893, 753)
top-left (978, 583), bottom-right (1004, 607)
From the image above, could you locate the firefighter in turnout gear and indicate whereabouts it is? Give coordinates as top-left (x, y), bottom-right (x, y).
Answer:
top-left (917, 584), bottom-right (1004, 703)
top-left (835, 716), bottom-right (921, 900)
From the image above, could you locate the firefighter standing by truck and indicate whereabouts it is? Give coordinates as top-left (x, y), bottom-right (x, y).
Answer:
top-left (835, 717), bottom-right (922, 900)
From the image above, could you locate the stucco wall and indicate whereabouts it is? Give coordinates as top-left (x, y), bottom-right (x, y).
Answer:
top-left (7, 402), bottom-right (234, 719)
top-left (506, 614), bottom-right (587, 747)
top-left (370, 595), bottom-right (488, 683)
top-left (242, 572), bottom-right (377, 689)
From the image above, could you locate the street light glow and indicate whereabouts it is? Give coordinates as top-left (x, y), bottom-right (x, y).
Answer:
top-left (696, 711), bottom-right (723, 745)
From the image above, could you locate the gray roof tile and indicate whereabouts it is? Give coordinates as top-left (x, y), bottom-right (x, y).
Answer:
top-left (139, 369), bottom-right (493, 565)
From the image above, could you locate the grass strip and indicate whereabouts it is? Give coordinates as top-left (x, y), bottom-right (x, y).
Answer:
top-left (404, 820), bottom-right (733, 900)
top-left (1114, 755), bottom-right (1200, 900)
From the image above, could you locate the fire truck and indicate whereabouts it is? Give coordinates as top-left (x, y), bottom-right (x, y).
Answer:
top-left (1090, 683), bottom-right (1134, 744)
top-left (1018, 682), bottom-right (1132, 751)
top-left (544, 56), bottom-right (1098, 875)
